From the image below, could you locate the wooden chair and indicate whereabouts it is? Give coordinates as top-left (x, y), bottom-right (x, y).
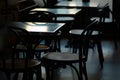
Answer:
top-left (63, 9), bottom-right (91, 43)
top-left (67, 7), bottom-right (105, 68)
top-left (20, 10), bottom-right (62, 52)
top-left (28, 11), bottom-right (62, 52)
top-left (0, 26), bottom-right (41, 80)
top-left (66, 4), bottom-right (110, 70)
top-left (91, 3), bottom-right (118, 48)
top-left (69, 20), bottom-right (104, 69)
top-left (41, 20), bottom-right (97, 80)
top-left (29, 11), bottom-right (61, 52)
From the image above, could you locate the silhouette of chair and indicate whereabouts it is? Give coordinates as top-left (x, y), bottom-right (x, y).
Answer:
top-left (0, 26), bottom-right (41, 80)
top-left (41, 20), bottom-right (97, 80)
top-left (91, 3), bottom-right (118, 48)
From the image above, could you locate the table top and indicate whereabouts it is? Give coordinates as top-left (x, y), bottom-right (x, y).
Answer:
top-left (55, 1), bottom-right (99, 8)
top-left (10, 22), bottom-right (65, 34)
top-left (31, 8), bottom-right (81, 16)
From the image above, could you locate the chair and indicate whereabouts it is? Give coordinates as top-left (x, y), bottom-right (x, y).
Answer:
top-left (65, 8), bottom-right (93, 45)
top-left (67, 7), bottom-right (105, 68)
top-left (91, 3), bottom-right (118, 48)
top-left (69, 21), bottom-right (104, 69)
top-left (0, 26), bottom-right (41, 80)
top-left (28, 11), bottom-right (61, 51)
top-left (62, 9), bottom-right (91, 42)
top-left (20, 10), bottom-right (61, 52)
top-left (41, 20), bottom-right (97, 80)
top-left (67, 3), bottom-right (111, 69)
top-left (42, 0), bottom-right (57, 7)
top-left (71, 8), bottom-right (92, 29)
top-left (28, 11), bottom-right (61, 52)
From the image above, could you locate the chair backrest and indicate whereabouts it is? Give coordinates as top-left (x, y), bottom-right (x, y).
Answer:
top-left (81, 20), bottom-right (98, 61)
top-left (70, 19), bottom-right (98, 61)
top-left (70, 9), bottom-right (92, 29)
top-left (43, 0), bottom-right (47, 7)
top-left (28, 11), bottom-right (57, 22)
top-left (0, 26), bottom-right (31, 71)
top-left (71, 20), bottom-right (98, 61)
top-left (81, 19), bottom-right (98, 35)
top-left (38, 11), bottom-right (57, 22)
top-left (97, 3), bottom-right (110, 22)
top-left (96, 3), bottom-right (118, 33)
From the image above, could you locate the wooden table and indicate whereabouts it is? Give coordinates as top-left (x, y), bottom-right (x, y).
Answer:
top-left (55, 1), bottom-right (99, 8)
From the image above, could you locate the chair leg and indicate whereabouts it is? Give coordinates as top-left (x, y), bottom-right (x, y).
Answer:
top-left (51, 67), bottom-right (54, 80)
top-left (45, 66), bottom-right (51, 80)
top-left (14, 72), bottom-right (18, 80)
top-left (22, 72), bottom-right (28, 80)
top-left (23, 71), bottom-right (34, 80)
top-left (35, 65), bottom-right (43, 80)
top-left (113, 22), bottom-right (118, 49)
top-left (5, 72), bottom-right (11, 80)
top-left (57, 38), bottom-right (61, 52)
top-left (72, 40), bottom-right (78, 53)
top-left (28, 71), bottom-right (34, 80)
top-left (113, 39), bottom-right (118, 49)
top-left (53, 38), bottom-right (61, 52)
top-left (70, 64), bottom-right (81, 80)
top-left (82, 62), bottom-right (88, 80)
top-left (96, 39), bottom-right (104, 69)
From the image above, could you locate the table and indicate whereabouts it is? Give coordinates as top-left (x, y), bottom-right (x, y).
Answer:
top-left (30, 8), bottom-right (81, 22)
top-left (30, 8), bottom-right (81, 17)
top-left (10, 22), bottom-right (65, 51)
top-left (55, 1), bottom-right (99, 8)
top-left (10, 22), bottom-right (65, 34)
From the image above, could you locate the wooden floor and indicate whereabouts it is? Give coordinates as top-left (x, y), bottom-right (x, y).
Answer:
top-left (0, 39), bottom-right (120, 80)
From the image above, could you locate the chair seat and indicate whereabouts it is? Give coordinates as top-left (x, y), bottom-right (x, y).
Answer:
top-left (91, 17), bottom-right (112, 23)
top-left (69, 29), bottom-right (99, 35)
top-left (16, 44), bottom-right (49, 50)
top-left (0, 59), bottom-right (40, 70)
top-left (33, 44), bottom-right (50, 50)
top-left (43, 52), bottom-right (85, 62)
top-left (57, 16), bottom-right (74, 22)
top-left (16, 44), bottom-right (27, 50)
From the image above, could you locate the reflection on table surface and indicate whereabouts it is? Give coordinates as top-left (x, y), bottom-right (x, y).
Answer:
top-left (31, 8), bottom-right (81, 16)
top-left (10, 22), bottom-right (65, 33)
top-left (55, 1), bottom-right (99, 8)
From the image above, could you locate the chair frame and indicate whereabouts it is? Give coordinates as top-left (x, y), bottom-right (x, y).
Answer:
top-left (42, 20), bottom-right (98, 80)
top-left (0, 26), bottom-right (41, 80)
